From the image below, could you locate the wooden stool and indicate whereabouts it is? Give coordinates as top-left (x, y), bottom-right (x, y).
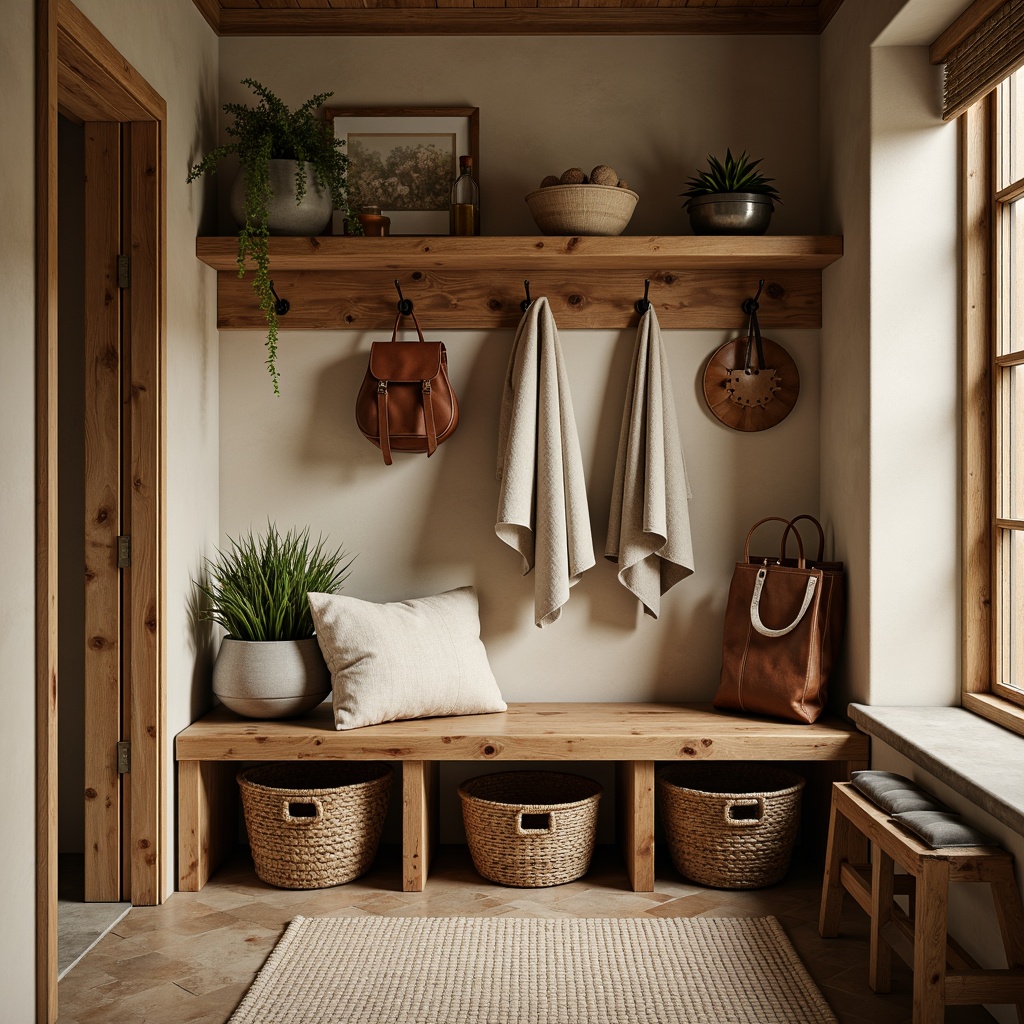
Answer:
top-left (819, 781), bottom-right (1024, 1023)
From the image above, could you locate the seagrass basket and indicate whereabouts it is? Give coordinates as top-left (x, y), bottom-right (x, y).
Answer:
top-left (459, 771), bottom-right (602, 887)
top-left (657, 764), bottom-right (804, 889)
top-left (525, 184), bottom-right (638, 236)
top-left (238, 762), bottom-right (392, 889)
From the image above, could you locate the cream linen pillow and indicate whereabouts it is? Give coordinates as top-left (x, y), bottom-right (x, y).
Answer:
top-left (308, 586), bottom-right (507, 731)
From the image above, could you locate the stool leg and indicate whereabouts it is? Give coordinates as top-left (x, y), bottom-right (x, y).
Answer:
top-left (819, 790), bottom-right (856, 937)
top-left (991, 876), bottom-right (1024, 1024)
top-left (869, 846), bottom-right (894, 993)
top-left (913, 859), bottom-right (948, 1024)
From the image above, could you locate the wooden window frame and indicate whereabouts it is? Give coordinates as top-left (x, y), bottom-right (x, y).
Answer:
top-left (962, 89), bottom-right (1024, 735)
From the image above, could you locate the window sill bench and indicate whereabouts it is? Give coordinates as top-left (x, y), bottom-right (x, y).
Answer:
top-left (848, 703), bottom-right (1024, 837)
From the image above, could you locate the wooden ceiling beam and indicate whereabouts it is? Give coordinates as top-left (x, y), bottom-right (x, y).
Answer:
top-left (216, 6), bottom-right (821, 35)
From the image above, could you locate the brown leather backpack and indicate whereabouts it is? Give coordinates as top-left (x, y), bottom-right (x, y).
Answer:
top-left (355, 311), bottom-right (459, 465)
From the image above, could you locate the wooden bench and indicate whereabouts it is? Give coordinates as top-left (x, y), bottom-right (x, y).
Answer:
top-left (176, 701), bottom-right (869, 895)
top-left (819, 781), bottom-right (1024, 1023)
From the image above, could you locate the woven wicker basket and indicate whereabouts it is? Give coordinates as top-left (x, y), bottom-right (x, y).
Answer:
top-left (657, 764), bottom-right (804, 889)
top-left (238, 762), bottom-right (392, 889)
top-left (525, 184), bottom-right (638, 236)
top-left (459, 771), bottom-right (602, 887)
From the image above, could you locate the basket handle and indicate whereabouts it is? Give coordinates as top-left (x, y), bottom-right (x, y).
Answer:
top-left (516, 811), bottom-right (553, 835)
top-left (724, 797), bottom-right (765, 827)
top-left (281, 796), bottom-right (324, 825)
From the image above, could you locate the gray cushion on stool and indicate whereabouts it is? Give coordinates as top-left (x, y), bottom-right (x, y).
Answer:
top-left (851, 770), bottom-right (949, 814)
top-left (892, 810), bottom-right (996, 849)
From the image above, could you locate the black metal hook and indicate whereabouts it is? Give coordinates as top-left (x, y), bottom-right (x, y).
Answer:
top-left (520, 280), bottom-right (532, 313)
top-left (741, 279), bottom-right (765, 316)
top-left (394, 279), bottom-right (414, 316)
top-left (268, 280), bottom-right (290, 317)
top-left (634, 279), bottom-right (652, 316)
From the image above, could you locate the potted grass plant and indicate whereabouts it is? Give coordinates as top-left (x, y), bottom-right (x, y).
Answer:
top-left (680, 149), bottom-right (781, 235)
top-left (197, 522), bottom-right (354, 719)
top-left (187, 79), bottom-right (353, 395)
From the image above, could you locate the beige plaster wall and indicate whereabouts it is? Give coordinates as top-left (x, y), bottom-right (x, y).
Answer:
top-left (215, 36), bottom-right (824, 717)
top-left (0, 2), bottom-right (44, 1016)
top-left (820, 0), bottom-right (960, 708)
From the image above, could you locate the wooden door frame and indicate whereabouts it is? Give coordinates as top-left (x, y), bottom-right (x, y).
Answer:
top-left (37, 0), bottom-right (166, 1019)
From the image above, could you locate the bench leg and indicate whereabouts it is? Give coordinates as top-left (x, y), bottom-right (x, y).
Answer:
top-left (402, 761), bottom-right (438, 893)
top-left (992, 876), bottom-right (1024, 1024)
top-left (819, 788), bottom-right (857, 937)
top-left (913, 859), bottom-right (948, 1024)
top-left (869, 847), bottom-right (894, 993)
top-left (177, 760), bottom-right (235, 892)
top-left (618, 760), bottom-right (654, 893)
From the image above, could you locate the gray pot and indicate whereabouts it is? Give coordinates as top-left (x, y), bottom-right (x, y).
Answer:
top-left (686, 192), bottom-right (775, 235)
top-left (229, 159), bottom-right (333, 236)
top-left (212, 636), bottom-right (331, 719)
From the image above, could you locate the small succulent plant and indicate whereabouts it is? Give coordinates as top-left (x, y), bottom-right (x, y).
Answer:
top-left (680, 149), bottom-right (781, 205)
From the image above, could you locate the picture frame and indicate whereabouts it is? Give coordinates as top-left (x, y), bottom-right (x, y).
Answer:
top-left (326, 106), bottom-right (480, 236)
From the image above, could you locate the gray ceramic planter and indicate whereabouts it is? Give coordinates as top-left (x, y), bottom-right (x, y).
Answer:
top-left (229, 159), bottom-right (333, 236)
top-left (686, 192), bottom-right (775, 235)
top-left (212, 636), bottom-right (331, 719)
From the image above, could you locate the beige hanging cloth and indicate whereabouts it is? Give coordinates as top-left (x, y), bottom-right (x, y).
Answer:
top-left (496, 296), bottom-right (595, 627)
top-left (605, 305), bottom-right (694, 617)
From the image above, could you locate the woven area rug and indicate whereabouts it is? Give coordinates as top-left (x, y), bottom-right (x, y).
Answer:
top-left (229, 915), bottom-right (837, 1023)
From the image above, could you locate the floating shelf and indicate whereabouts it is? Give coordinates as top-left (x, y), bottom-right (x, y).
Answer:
top-left (196, 235), bottom-right (843, 331)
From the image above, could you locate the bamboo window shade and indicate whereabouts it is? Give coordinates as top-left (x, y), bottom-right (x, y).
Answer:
top-left (943, 0), bottom-right (1024, 120)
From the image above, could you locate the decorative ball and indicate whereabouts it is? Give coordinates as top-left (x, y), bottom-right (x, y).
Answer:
top-left (540, 175), bottom-right (561, 188)
top-left (618, 180), bottom-right (629, 190)
top-left (560, 167), bottom-right (587, 185)
top-left (590, 165), bottom-right (618, 186)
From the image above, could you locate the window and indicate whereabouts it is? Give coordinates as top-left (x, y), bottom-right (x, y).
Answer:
top-left (962, 70), bottom-right (1024, 732)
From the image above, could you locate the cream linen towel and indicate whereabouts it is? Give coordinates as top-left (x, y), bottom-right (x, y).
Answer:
top-left (496, 296), bottom-right (595, 627)
top-left (605, 306), bottom-right (694, 617)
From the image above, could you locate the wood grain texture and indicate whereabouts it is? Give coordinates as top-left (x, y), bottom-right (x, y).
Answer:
top-left (125, 120), bottom-right (164, 907)
top-left (57, 0), bottom-right (165, 121)
top-left (177, 761), bottom-right (236, 892)
top-left (961, 102), bottom-right (994, 701)
top-left (214, 4), bottom-right (821, 32)
top-left (37, 2), bottom-right (59, 1018)
top-left (83, 121), bottom-right (122, 903)
top-left (869, 849), bottom-right (894, 993)
top-left (196, 234), bottom-right (844, 272)
top-left (175, 702), bottom-right (870, 763)
top-left (913, 858), bottom-right (948, 1023)
top-left (402, 760), bottom-right (439, 892)
top-left (929, 0), bottom-right (1006, 64)
top-left (618, 760), bottom-right (655, 892)
top-left (215, 267), bottom-right (823, 330)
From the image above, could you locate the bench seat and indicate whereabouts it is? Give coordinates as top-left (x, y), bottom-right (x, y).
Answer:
top-left (176, 701), bottom-right (869, 894)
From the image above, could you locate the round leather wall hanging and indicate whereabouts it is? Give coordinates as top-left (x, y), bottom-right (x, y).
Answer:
top-left (703, 334), bottom-right (800, 432)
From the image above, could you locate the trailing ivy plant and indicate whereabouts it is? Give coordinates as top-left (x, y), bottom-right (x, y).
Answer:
top-left (196, 522), bottom-right (354, 642)
top-left (187, 79), bottom-right (352, 394)
top-left (680, 149), bottom-right (781, 206)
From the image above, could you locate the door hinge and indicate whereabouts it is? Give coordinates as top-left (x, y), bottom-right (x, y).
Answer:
top-left (117, 534), bottom-right (131, 568)
top-left (117, 254), bottom-right (131, 289)
top-left (116, 741), bottom-right (131, 775)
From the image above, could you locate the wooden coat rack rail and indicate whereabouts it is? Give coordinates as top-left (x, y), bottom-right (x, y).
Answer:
top-left (195, 235), bottom-right (843, 331)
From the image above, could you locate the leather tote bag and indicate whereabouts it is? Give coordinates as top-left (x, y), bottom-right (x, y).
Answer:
top-left (713, 515), bottom-right (845, 724)
top-left (355, 310), bottom-right (459, 465)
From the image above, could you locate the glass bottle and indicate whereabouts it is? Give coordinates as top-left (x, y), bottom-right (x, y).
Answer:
top-left (449, 155), bottom-right (480, 236)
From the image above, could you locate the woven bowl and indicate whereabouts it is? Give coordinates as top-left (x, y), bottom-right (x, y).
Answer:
top-left (525, 184), bottom-right (638, 236)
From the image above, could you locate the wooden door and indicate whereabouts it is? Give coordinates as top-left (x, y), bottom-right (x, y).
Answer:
top-left (82, 120), bottom-right (123, 903)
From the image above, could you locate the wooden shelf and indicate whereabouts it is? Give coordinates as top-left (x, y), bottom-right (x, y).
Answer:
top-left (196, 234), bottom-right (843, 331)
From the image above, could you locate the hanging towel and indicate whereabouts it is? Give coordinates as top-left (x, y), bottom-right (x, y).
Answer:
top-left (605, 306), bottom-right (694, 618)
top-left (496, 296), bottom-right (595, 627)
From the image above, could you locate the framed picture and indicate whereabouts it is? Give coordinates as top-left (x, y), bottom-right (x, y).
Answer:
top-left (326, 107), bottom-right (479, 236)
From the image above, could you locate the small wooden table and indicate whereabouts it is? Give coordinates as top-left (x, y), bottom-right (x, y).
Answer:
top-left (176, 702), bottom-right (869, 894)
